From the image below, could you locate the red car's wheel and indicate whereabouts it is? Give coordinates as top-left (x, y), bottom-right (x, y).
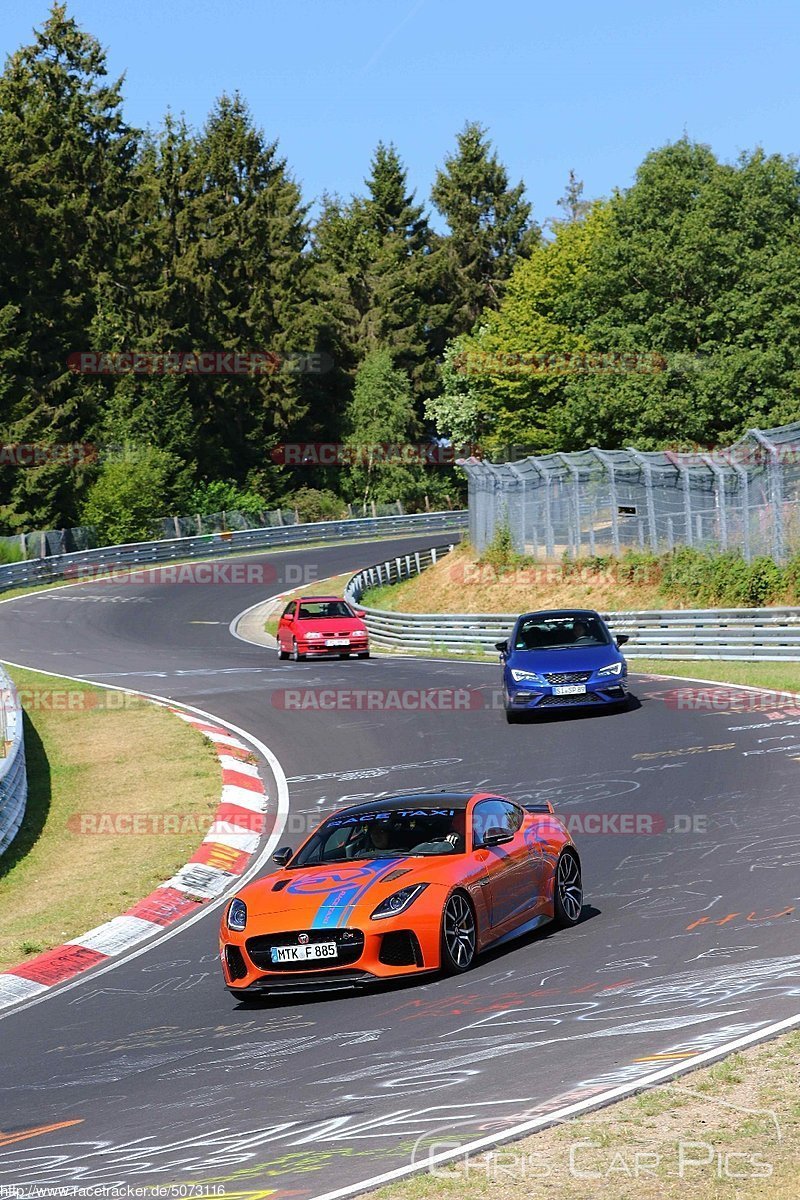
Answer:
top-left (277, 639), bottom-right (289, 661)
top-left (358, 651), bottom-right (370, 659)
top-left (553, 850), bottom-right (583, 926)
top-left (441, 890), bottom-right (477, 973)
top-left (291, 638), bottom-right (305, 662)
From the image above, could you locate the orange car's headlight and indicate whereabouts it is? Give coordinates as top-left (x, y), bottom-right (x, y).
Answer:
top-left (226, 898), bottom-right (247, 931)
top-left (371, 883), bottom-right (429, 920)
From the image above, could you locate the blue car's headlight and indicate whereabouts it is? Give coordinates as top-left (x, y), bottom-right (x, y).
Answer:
top-left (227, 898), bottom-right (247, 931)
top-left (371, 883), bottom-right (429, 920)
top-left (597, 662), bottom-right (623, 677)
top-left (510, 668), bottom-right (545, 683)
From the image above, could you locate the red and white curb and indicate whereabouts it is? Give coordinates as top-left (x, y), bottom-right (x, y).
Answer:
top-left (0, 707), bottom-right (272, 1011)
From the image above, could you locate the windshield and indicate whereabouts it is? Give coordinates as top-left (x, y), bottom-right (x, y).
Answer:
top-left (291, 807), bottom-right (465, 865)
top-left (297, 600), bottom-right (353, 620)
top-left (514, 614), bottom-right (610, 651)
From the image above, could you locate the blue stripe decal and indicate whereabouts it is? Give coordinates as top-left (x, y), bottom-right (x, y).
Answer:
top-left (311, 860), bottom-right (404, 929)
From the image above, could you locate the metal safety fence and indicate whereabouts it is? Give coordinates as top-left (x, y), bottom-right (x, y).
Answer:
top-left (0, 510), bottom-right (467, 597)
top-left (460, 420), bottom-right (800, 562)
top-left (345, 545), bottom-right (800, 660)
top-left (0, 666), bottom-right (27, 857)
top-left (0, 501), bottom-right (412, 562)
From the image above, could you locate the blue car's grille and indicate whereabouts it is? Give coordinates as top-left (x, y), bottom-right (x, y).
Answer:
top-left (538, 692), bottom-right (600, 707)
top-left (544, 670), bottom-right (592, 685)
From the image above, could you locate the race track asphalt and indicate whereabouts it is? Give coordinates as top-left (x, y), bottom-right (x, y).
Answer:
top-left (0, 532), bottom-right (797, 1197)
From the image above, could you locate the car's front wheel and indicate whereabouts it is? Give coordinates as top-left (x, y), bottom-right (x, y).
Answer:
top-left (553, 850), bottom-right (583, 926)
top-left (441, 890), bottom-right (477, 973)
top-left (358, 651), bottom-right (370, 659)
top-left (290, 638), bottom-right (304, 662)
top-left (277, 639), bottom-right (289, 661)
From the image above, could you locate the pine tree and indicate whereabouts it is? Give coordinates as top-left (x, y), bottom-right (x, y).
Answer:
top-left (0, 3), bottom-right (138, 531)
top-left (313, 143), bottom-right (436, 403)
top-left (431, 122), bottom-right (537, 335)
top-left (187, 93), bottom-right (316, 480)
top-left (556, 170), bottom-right (592, 223)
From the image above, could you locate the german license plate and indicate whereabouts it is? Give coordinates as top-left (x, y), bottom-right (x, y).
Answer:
top-left (270, 942), bottom-right (338, 963)
top-left (553, 684), bottom-right (587, 695)
top-left (325, 638), bottom-right (350, 646)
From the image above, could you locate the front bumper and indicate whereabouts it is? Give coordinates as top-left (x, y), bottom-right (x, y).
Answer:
top-left (298, 637), bottom-right (369, 657)
top-left (220, 917), bottom-right (440, 994)
top-left (505, 676), bottom-right (628, 710)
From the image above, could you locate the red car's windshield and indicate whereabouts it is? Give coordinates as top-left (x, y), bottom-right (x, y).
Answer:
top-left (297, 601), bottom-right (353, 620)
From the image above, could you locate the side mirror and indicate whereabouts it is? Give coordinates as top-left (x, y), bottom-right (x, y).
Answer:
top-left (482, 827), bottom-right (515, 847)
top-left (273, 846), bottom-right (292, 867)
top-left (354, 609), bottom-right (366, 618)
top-left (495, 640), bottom-right (508, 653)
top-left (616, 634), bottom-right (630, 647)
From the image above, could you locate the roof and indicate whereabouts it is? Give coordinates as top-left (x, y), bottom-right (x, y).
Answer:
top-left (516, 608), bottom-right (603, 623)
top-left (336, 792), bottom-right (476, 817)
top-left (294, 596), bottom-right (349, 603)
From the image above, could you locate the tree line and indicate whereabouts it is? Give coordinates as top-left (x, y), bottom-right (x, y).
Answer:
top-left (432, 142), bottom-right (800, 454)
top-left (2, 6), bottom-right (798, 541)
top-left (0, 6), bottom-right (532, 537)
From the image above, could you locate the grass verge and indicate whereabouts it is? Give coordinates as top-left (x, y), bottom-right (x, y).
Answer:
top-left (361, 542), bottom-right (667, 614)
top-left (631, 658), bottom-right (800, 692)
top-left (0, 666), bottom-right (220, 970)
top-left (375, 1030), bottom-right (799, 1200)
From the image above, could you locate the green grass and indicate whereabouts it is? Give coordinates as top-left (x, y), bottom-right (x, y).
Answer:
top-left (631, 658), bottom-right (800, 692)
top-left (0, 665), bottom-right (221, 969)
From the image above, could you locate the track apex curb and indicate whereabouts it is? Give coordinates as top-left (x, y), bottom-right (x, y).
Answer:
top-left (0, 700), bottom-right (270, 1010)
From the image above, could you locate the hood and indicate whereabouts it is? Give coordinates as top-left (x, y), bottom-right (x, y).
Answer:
top-left (507, 642), bottom-right (624, 674)
top-left (237, 857), bottom-right (443, 927)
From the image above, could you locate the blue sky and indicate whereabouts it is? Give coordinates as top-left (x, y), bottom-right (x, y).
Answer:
top-left (5, 0), bottom-right (800, 230)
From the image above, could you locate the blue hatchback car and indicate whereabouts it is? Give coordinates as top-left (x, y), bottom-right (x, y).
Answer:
top-left (498, 608), bottom-right (630, 723)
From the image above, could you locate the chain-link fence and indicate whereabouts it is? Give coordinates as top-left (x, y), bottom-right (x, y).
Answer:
top-left (460, 421), bottom-right (800, 562)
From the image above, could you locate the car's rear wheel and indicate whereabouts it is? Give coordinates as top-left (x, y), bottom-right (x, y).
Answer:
top-left (553, 850), bottom-right (583, 926)
top-left (291, 638), bottom-right (304, 662)
top-left (441, 890), bottom-right (477, 973)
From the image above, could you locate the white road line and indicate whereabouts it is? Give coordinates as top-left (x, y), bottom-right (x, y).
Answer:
top-left (309, 1011), bottom-right (800, 1200)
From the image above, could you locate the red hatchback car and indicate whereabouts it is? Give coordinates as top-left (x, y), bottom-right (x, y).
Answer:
top-left (277, 596), bottom-right (370, 660)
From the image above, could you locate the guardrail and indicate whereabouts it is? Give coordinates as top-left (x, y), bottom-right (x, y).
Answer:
top-left (0, 668), bottom-right (27, 857)
top-left (0, 510), bottom-right (468, 596)
top-left (345, 546), bottom-right (800, 660)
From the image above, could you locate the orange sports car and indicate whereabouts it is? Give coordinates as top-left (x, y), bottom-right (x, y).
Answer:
top-left (219, 791), bottom-right (583, 1001)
